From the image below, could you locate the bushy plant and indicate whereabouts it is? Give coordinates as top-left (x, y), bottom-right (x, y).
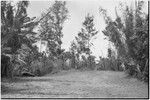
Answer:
top-left (98, 57), bottom-right (123, 71)
top-left (99, 1), bottom-right (148, 81)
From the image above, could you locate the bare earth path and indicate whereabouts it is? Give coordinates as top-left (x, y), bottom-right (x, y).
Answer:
top-left (1, 70), bottom-right (148, 98)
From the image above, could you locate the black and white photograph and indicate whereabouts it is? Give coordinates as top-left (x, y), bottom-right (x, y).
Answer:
top-left (1, 0), bottom-right (149, 98)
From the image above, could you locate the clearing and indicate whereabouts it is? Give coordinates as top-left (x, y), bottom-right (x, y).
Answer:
top-left (1, 70), bottom-right (148, 98)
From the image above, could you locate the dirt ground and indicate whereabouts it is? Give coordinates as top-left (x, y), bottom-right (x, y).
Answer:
top-left (1, 70), bottom-right (148, 98)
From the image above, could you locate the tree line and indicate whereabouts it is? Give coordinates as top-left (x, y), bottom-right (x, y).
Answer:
top-left (1, 1), bottom-right (148, 82)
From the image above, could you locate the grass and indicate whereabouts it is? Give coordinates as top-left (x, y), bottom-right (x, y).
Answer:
top-left (1, 70), bottom-right (148, 98)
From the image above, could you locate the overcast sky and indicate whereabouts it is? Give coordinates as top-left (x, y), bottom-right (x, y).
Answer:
top-left (26, 0), bottom-right (148, 60)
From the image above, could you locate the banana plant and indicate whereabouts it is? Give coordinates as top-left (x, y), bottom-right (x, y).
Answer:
top-left (1, 1), bottom-right (51, 77)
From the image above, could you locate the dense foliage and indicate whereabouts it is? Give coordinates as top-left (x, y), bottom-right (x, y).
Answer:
top-left (1, 1), bottom-right (148, 83)
top-left (99, 1), bottom-right (148, 81)
top-left (70, 14), bottom-right (98, 69)
top-left (1, 1), bottom-right (40, 77)
top-left (39, 1), bottom-right (68, 58)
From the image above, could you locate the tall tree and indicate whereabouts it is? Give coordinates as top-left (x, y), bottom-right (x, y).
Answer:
top-left (99, 1), bottom-right (148, 81)
top-left (39, 1), bottom-right (68, 57)
top-left (1, 1), bottom-right (40, 77)
top-left (1, 1), bottom-right (40, 55)
top-left (75, 13), bottom-right (98, 68)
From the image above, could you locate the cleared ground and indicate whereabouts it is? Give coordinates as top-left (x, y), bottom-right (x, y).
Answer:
top-left (1, 70), bottom-right (148, 98)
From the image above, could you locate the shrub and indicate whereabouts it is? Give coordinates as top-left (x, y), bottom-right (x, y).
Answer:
top-left (98, 58), bottom-right (123, 71)
top-left (63, 59), bottom-right (72, 70)
top-left (125, 64), bottom-right (139, 76)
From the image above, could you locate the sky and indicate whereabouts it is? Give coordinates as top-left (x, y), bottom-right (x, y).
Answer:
top-left (26, 0), bottom-right (148, 60)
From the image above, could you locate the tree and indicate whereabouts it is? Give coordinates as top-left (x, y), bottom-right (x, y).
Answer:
top-left (70, 40), bottom-right (79, 69)
top-left (1, 1), bottom-right (39, 53)
top-left (75, 13), bottom-right (98, 68)
top-left (123, 1), bottom-right (148, 80)
top-left (1, 1), bottom-right (40, 77)
top-left (99, 1), bottom-right (148, 81)
top-left (39, 1), bottom-right (68, 57)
